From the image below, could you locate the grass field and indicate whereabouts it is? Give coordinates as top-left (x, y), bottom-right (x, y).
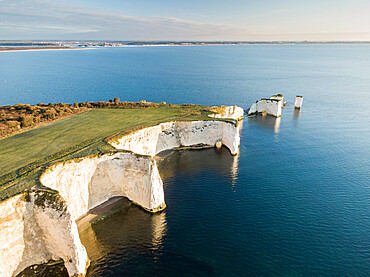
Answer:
top-left (0, 105), bottom-right (212, 200)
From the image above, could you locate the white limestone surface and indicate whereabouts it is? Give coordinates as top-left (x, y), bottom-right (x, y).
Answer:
top-left (208, 105), bottom-right (244, 120)
top-left (270, 94), bottom-right (284, 102)
top-left (294, 96), bottom-right (303, 109)
top-left (110, 120), bottom-right (240, 156)
top-left (0, 192), bottom-right (88, 277)
top-left (248, 98), bottom-right (282, 117)
top-left (40, 152), bottom-right (165, 220)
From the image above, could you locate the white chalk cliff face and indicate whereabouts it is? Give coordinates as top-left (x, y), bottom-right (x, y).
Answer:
top-left (208, 105), bottom-right (244, 120)
top-left (111, 120), bottom-right (240, 156)
top-left (0, 113), bottom-right (242, 276)
top-left (248, 99), bottom-right (282, 117)
top-left (40, 152), bottom-right (165, 219)
top-left (269, 95), bottom-right (284, 102)
top-left (40, 120), bottom-right (240, 220)
top-left (294, 96), bottom-right (303, 109)
top-left (0, 192), bottom-right (89, 277)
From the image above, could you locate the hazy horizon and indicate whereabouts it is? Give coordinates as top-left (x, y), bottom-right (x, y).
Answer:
top-left (1, 0), bottom-right (369, 41)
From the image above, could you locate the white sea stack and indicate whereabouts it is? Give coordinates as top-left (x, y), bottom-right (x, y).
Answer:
top-left (294, 95), bottom-right (303, 109)
top-left (270, 94), bottom-right (284, 102)
top-left (248, 97), bottom-right (282, 117)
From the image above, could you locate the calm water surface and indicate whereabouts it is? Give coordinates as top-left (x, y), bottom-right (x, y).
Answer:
top-left (1, 45), bottom-right (369, 276)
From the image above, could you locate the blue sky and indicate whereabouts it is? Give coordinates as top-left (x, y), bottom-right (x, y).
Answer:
top-left (1, 0), bottom-right (369, 41)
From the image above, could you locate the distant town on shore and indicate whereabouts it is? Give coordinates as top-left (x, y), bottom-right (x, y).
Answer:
top-left (1, 40), bottom-right (370, 51)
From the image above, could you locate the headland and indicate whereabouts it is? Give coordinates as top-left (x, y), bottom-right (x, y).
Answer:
top-left (0, 100), bottom-right (244, 277)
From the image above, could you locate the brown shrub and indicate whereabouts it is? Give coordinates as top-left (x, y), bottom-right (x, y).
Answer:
top-left (65, 107), bottom-right (73, 114)
top-left (44, 108), bottom-right (57, 119)
top-left (20, 115), bottom-right (34, 128)
top-left (6, 120), bottom-right (20, 128)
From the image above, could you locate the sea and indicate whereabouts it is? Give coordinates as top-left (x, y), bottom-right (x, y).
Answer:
top-left (1, 45), bottom-right (369, 276)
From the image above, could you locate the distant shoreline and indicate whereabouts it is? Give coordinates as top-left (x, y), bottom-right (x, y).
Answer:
top-left (0, 47), bottom-right (95, 52)
top-left (116, 42), bottom-right (370, 48)
top-left (0, 41), bottom-right (370, 52)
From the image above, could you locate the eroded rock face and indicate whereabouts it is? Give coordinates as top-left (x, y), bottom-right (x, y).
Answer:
top-left (111, 120), bottom-right (241, 156)
top-left (208, 105), bottom-right (244, 120)
top-left (294, 96), bottom-right (303, 109)
top-left (40, 152), bottom-right (165, 220)
top-left (248, 99), bottom-right (282, 117)
top-left (0, 192), bottom-right (88, 277)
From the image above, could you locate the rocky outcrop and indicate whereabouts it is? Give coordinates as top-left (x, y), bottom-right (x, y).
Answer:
top-left (0, 192), bottom-right (89, 277)
top-left (40, 152), bottom-right (165, 219)
top-left (269, 94), bottom-right (284, 102)
top-left (294, 95), bottom-right (303, 109)
top-left (208, 105), bottom-right (244, 120)
top-left (110, 120), bottom-right (240, 156)
top-left (248, 97), bottom-right (282, 117)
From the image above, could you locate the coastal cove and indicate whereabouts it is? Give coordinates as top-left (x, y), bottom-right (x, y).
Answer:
top-left (0, 45), bottom-right (369, 276)
top-left (0, 104), bottom-right (243, 276)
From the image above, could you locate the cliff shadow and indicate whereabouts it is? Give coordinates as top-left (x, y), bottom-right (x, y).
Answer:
top-left (86, 159), bottom-right (129, 214)
top-left (79, 205), bottom-right (167, 276)
top-left (15, 200), bottom-right (68, 277)
top-left (157, 147), bottom-right (239, 190)
top-left (16, 261), bottom-right (68, 277)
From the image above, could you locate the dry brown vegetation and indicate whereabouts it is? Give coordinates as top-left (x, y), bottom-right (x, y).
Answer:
top-left (0, 100), bottom-right (177, 139)
top-left (0, 103), bottom-right (90, 138)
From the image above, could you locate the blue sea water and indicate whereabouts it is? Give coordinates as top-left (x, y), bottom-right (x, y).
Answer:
top-left (1, 45), bottom-right (369, 276)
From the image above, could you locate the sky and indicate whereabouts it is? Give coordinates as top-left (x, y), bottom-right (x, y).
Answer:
top-left (0, 0), bottom-right (369, 41)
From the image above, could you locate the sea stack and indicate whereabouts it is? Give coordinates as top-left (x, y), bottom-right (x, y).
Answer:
top-left (294, 96), bottom-right (303, 109)
top-left (248, 95), bottom-right (283, 117)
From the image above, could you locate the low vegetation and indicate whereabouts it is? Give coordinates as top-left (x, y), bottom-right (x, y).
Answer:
top-left (0, 99), bottom-right (167, 139)
top-left (0, 101), bottom-right (214, 201)
top-left (0, 103), bottom-right (87, 138)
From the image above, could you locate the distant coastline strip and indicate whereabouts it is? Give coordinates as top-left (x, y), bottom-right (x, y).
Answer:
top-left (0, 47), bottom-right (94, 52)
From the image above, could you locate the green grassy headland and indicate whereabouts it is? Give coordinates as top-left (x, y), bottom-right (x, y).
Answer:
top-left (0, 104), bottom-right (216, 201)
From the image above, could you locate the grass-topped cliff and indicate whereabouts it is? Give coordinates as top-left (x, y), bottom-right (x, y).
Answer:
top-left (0, 102), bottom-right (217, 201)
top-left (0, 99), bottom-right (168, 139)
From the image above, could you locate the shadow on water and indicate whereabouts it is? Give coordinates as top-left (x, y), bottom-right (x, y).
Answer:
top-left (293, 108), bottom-right (301, 119)
top-left (78, 147), bottom-right (239, 276)
top-left (158, 147), bottom-right (239, 188)
top-left (247, 114), bottom-right (282, 143)
top-left (247, 114), bottom-right (281, 134)
top-left (79, 201), bottom-right (168, 276)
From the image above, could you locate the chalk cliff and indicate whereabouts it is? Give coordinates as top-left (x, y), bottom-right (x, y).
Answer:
top-left (111, 120), bottom-right (240, 156)
top-left (40, 152), bottom-right (165, 218)
top-left (248, 98), bottom-right (282, 117)
top-left (0, 116), bottom-right (242, 277)
top-left (208, 105), bottom-right (244, 120)
top-left (0, 192), bottom-right (89, 277)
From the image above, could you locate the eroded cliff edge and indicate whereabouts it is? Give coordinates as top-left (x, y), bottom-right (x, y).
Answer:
top-left (110, 120), bottom-right (240, 157)
top-left (0, 192), bottom-right (89, 277)
top-left (0, 106), bottom-right (243, 277)
top-left (41, 152), bottom-right (165, 218)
